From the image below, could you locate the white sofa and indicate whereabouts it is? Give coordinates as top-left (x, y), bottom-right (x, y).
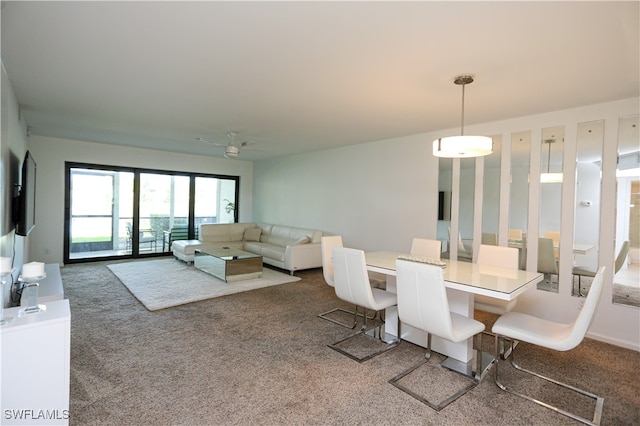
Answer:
top-left (171, 222), bottom-right (323, 274)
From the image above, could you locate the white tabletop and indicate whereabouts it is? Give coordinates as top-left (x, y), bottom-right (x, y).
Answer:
top-left (508, 241), bottom-right (596, 255)
top-left (365, 251), bottom-right (543, 301)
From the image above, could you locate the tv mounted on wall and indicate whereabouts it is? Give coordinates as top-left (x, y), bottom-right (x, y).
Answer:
top-left (13, 151), bottom-right (36, 236)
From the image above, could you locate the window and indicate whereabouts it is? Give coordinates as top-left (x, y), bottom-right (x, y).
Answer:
top-left (64, 163), bottom-right (239, 263)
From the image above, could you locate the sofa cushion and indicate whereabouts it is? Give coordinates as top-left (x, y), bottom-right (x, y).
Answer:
top-left (244, 227), bottom-right (262, 242)
top-left (229, 223), bottom-right (251, 242)
top-left (259, 244), bottom-right (286, 262)
top-left (293, 236), bottom-right (310, 245)
top-left (265, 236), bottom-right (289, 247)
top-left (199, 224), bottom-right (230, 243)
top-left (257, 223), bottom-right (273, 243)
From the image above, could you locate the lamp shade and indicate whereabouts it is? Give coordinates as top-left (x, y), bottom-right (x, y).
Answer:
top-left (540, 172), bottom-right (563, 183)
top-left (433, 135), bottom-right (493, 158)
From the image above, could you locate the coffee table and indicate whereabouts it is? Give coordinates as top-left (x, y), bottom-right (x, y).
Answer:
top-left (194, 247), bottom-right (263, 282)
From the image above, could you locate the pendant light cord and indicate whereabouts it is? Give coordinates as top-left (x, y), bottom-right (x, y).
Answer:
top-left (460, 83), bottom-right (466, 136)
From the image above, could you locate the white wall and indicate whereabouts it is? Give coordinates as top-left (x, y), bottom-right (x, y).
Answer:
top-left (1, 64), bottom-right (28, 307)
top-left (253, 98), bottom-right (640, 351)
top-left (27, 136), bottom-right (254, 265)
top-left (253, 134), bottom-right (438, 252)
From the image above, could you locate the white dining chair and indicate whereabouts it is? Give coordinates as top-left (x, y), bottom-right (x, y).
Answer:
top-left (474, 245), bottom-right (519, 315)
top-left (545, 230), bottom-right (561, 260)
top-left (318, 236), bottom-right (384, 328)
top-left (389, 260), bottom-right (485, 411)
top-left (508, 229), bottom-right (523, 240)
top-left (573, 241), bottom-right (628, 296)
top-left (474, 244), bottom-right (520, 358)
top-left (328, 247), bottom-right (399, 362)
top-left (481, 232), bottom-right (498, 246)
top-left (538, 237), bottom-right (558, 289)
top-left (448, 227), bottom-right (472, 261)
top-left (492, 266), bottom-right (606, 425)
top-left (410, 238), bottom-right (442, 259)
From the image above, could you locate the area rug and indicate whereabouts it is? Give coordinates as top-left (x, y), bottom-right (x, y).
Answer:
top-left (106, 258), bottom-right (300, 311)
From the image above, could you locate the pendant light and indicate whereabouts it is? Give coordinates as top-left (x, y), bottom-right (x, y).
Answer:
top-left (433, 75), bottom-right (493, 158)
top-left (540, 139), bottom-right (563, 183)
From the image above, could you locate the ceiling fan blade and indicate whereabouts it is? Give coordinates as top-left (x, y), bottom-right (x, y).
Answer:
top-left (196, 137), bottom-right (226, 147)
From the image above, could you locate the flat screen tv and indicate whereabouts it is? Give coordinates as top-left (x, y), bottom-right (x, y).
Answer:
top-left (14, 151), bottom-right (36, 236)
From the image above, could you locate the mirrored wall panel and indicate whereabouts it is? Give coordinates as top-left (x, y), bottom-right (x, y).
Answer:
top-left (437, 158), bottom-right (453, 256)
top-left (572, 120), bottom-right (603, 297)
top-left (458, 158), bottom-right (475, 261)
top-left (482, 135), bottom-right (501, 247)
top-left (614, 115), bottom-right (639, 308)
top-left (538, 126), bottom-right (564, 292)
top-left (509, 131), bottom-right (530, 270)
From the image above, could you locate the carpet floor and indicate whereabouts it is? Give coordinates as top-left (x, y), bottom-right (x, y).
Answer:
top-left (62, 261), bottom-right (640, 425)
top-left (106, 258), bottom-right (300, 311)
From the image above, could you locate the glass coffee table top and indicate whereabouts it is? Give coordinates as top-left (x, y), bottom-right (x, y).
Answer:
top-left (194, 247), bottom-right (263, 282)
top-left (197, 247), bottom-right (261, 260)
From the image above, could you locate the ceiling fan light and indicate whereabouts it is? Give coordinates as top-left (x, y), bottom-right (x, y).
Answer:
top-left (224, 145), bottom-right (240, 159)
top-left (433, 135), bottom-right (493, 158)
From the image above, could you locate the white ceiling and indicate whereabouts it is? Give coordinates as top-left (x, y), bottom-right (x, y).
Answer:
top-left (1, 1), bottom-right (638, 161)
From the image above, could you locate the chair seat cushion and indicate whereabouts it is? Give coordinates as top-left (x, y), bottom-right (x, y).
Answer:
top-left (450, 313), bottom-right (485, 343)
top-left (370, 288), bottom-right (397, 311)
top-left (572, 266), bottom-right (596, 277)
top-left (492, 311), bottom-right (575, 351)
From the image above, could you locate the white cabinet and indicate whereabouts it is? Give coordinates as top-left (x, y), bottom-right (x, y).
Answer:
top-left (1, 299), bottom-right (70, 425)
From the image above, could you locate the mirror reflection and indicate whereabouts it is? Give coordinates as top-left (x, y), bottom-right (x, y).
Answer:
top-left (482, 135), bottom-right (501, 247)
top-left (571, 120), bottom-right (603, 297)
top-left (538, 126), bottom-right (564, 292)
top-left (437, 158), bottom-right (453, 257)
top-left (458, 158), bottom-right (475, 261)
top-left (509, 131), bottom-right (530, 270)
top-left (613, 115), bottom-right (639, 308)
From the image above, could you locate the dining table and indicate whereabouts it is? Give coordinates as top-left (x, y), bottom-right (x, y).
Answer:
top-left (365, 251), bottom-right (543, 377)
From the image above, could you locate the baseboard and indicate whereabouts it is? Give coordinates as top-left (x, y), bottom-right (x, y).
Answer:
top-left (586, 331), bottom-right (640, 352)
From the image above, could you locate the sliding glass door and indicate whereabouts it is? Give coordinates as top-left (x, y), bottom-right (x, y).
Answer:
top-left (67, 168), bottom-right (134, 259)
top-left (65, 163), bottom-right (239, 263)
top-left (139, 173), bottom-right (191, 253)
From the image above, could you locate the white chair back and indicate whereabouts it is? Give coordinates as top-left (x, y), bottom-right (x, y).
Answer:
top-left (321, 235), bottom-right (343, 287)
top-left (395, 260), bottom-right (455, 341)
top-left (475, 245), bottom-right (519, 314)
top-left (615, 241), bottom-right (630, 274)
top-left (538, 237), bottom-right (558, 274)
top-left (564, 266), bottom-right (606, 350)
top-left (544, 230), bottom-right (560, 245)
top-left (332, 247), bottom-right (376, 310)
top-left (481, 233), bottom-right (498, 246)
top-left (477, 245), bottom-right (518, 269)
top-left (410, 238), bottom-right (442, 259)
top-left (508, 229), bottom-right (523, 240)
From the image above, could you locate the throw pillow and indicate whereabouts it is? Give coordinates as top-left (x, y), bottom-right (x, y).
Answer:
top-left (244, 227), bottom-right (262, 242)
top-left (293, 236), bottom-right (310, 245)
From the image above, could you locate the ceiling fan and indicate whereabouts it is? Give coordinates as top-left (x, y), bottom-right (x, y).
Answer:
top-left (197, 132), bottom-right (260, 159)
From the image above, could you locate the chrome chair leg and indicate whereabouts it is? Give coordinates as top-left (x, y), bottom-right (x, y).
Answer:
top-left (494, 336), bottom-right (604, 426)
top-left (389, 332), bottom-right (481, 411)
top-left (328, 307), bottom-right (399, 363)
top-left (317, 306), bottom-right (357, 329)
top-left (318, 304), bottom-right (377, 329)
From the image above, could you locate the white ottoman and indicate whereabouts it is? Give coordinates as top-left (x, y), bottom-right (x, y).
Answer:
top-left (171, 239), bottom-right (202, 263)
